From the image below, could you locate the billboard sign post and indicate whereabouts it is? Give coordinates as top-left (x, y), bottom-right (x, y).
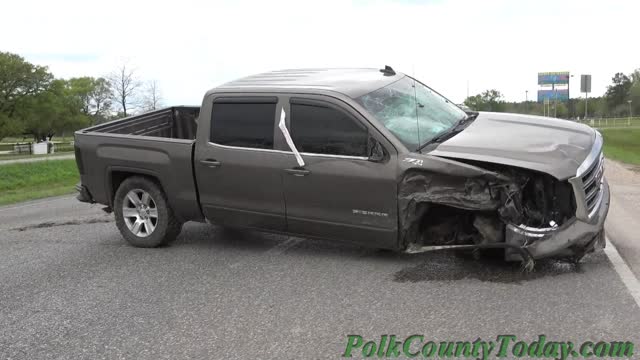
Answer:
top-left (538, 71), bottom-right (570, 118)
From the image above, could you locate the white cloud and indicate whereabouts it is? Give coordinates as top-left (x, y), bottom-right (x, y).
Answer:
top-left (2, 0), bottom-right (638, 104)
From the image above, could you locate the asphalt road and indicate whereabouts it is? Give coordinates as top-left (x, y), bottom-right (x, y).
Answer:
top-left (1, 195), bottom-right (639, 359)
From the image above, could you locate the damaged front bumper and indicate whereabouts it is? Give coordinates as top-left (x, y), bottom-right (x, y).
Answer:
top-left (505, 178), bottom-right (610, 261)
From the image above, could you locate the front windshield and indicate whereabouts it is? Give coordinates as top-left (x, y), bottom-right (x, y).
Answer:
top-left (356, 76), bottom-right (467, 150)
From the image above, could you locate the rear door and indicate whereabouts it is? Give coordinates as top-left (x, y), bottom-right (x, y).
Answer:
top-left (194, 95), bottom-right (291, 231)
top-left (281, 96), bottom-right (398, 248)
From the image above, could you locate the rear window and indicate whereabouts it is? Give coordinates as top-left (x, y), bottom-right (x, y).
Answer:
top-left (290, 102), bottom-right (368, 157)
top-left (210, 102), bottom-right (276, 149)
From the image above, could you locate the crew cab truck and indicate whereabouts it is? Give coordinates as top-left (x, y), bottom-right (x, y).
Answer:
top-left (74, 67), bottom-right (609, 265)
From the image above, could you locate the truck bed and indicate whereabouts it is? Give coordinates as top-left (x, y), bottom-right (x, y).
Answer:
top-left (74, 106), bottom-right (203, 222)
top-left (83, 106), bottom-right (199, 139)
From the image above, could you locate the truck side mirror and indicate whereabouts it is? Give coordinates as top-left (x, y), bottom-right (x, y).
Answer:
top-left (368, 137), bottom-right (385, 162)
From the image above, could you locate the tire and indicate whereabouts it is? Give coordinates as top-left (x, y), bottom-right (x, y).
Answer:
top-left (113, 176), bottom-right (182, 247)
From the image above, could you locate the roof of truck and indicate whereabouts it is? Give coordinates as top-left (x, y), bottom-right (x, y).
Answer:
top-left (211, 68), bottom-right (405, 98)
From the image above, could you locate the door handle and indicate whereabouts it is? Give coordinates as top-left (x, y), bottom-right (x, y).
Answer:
top-left (200, 159), bottom-right (221, 168)
top-left (284, 168), bottom-right (311, 177)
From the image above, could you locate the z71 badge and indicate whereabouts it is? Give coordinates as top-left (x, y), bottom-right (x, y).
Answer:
top-left (403, 158), bottom-right (423, 166)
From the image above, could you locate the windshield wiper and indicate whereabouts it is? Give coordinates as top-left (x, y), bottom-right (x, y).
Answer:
top-left (415, 113), bottom-right (478, 152)
top-left (415, 127), bottom-right (461, 152)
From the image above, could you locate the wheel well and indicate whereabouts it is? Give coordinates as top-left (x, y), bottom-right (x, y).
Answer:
top-left (109, 171), bottom-right (162, 205)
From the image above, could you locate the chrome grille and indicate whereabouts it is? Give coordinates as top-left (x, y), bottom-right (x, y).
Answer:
top-left (581, 153), bottom-right (604, 214)
top-left (568, 133), bottom-right (605, 221)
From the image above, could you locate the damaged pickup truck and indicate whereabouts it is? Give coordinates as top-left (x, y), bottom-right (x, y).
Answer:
top-left (74, 67), bottom-right (609, 268)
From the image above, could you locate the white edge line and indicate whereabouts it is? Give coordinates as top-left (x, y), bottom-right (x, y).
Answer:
top-left (604, 236), bottom-right (640, 310)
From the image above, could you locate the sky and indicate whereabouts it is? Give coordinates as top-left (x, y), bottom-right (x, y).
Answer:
top-left (2, 0), bottom-right (638, 106)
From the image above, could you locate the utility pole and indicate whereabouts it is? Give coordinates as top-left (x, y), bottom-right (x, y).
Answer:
top-left (554, 86), bottom-right (557, 118)
top-left (581, 75), bottom-right (592, 120)
top-left (585, 94), bottom-right (588, 119)
top-left (525, 90), bottom-right (528, 112)
top-left (629, 100), bottom-right (633, 126)
top-left (568, 74), bottom-right (574, 118)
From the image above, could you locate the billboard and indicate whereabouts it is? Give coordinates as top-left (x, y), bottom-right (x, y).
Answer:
top-left (538, 89), bottom-right (569, 102)
top-left (538, 71), bottom-right (570, 85)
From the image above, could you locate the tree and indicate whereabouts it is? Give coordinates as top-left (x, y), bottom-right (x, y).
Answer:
top-left (67, 77), bottom-right (112, 123)
top-left (108, 64), bottom-right (140, 117)
top-left (0, 52), bottom-right (53, 139)
top-left (17, 80), bottom-right (91, 141)
top-left (605, 72), bottom-right (631, 113)
top-left (141, 80), bottom-right (163, 111)
top-left (0, 52), bottom-right (53, 117)
top-left (464, 89), bottom-right (505, 112)
top-left (0, 112), bottom-right (22, 141)
top-left (629, 69), bottom-right (640, 116)
top-left (90, 78), bottom-right (112, 121)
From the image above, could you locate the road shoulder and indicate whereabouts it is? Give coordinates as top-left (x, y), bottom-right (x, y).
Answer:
top-left (604, 159), bottom-right (640, 279)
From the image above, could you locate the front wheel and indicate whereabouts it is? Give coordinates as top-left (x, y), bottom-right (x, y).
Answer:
top-left (114, 176), bottom-right (182, 247)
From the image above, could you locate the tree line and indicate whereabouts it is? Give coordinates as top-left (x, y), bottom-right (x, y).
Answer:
top-left (464, 68), bottom-right (640, 119)
top-left (0, 51), bottom-right (163, 141)
top-left (2, 50), bottom-right (637, 141)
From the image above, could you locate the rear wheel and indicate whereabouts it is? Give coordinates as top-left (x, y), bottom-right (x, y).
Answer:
top-left (114, 176), bottom-right (182, 247)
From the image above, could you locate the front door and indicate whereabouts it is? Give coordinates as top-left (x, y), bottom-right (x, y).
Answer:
top-left (194, 96), bottom-right (290, 231)
top-left (280, 97), bottom-right (398, 248)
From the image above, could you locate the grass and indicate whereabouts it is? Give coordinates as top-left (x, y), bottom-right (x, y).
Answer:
top-left (601, 128), bottom-right (640, 165)
top-left (0, 152), bottom-right (74, 161)
top-left (0, 159), bottom-right (79, 205)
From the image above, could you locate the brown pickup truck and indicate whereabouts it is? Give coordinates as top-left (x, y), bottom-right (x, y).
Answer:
top-left (74, 67), bottom-right (609, 268)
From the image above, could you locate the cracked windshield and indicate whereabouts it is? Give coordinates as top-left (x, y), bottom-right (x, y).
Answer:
top-left (357, 76), bottom-right (467, 150)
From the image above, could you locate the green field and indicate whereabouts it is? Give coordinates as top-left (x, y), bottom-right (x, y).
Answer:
top-left (0, 152), bottom-right (74, 161)
top-left (0, 159), bottom-right (79, 205)
top-left (601, 128), bottom-right (640, 166)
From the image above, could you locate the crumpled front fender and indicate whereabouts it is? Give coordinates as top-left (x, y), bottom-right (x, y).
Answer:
top-left (504, 178), bottom-right (610, 261)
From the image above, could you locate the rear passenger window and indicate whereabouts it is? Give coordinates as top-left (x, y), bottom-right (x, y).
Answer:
top-left (290, 102), bottom-right (368, 157)
top-left (210, 101), bottom-right (276, 149)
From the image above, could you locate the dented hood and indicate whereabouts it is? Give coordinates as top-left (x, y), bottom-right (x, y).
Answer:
top-left (426, 112), bottom-right (596, 180)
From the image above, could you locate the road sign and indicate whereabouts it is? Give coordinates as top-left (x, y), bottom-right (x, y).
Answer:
top-left (580, 75), bottom-right (592, 93)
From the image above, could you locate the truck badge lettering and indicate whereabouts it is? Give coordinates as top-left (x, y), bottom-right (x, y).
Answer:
top-left (352, 209), bottom-right (389, 217)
